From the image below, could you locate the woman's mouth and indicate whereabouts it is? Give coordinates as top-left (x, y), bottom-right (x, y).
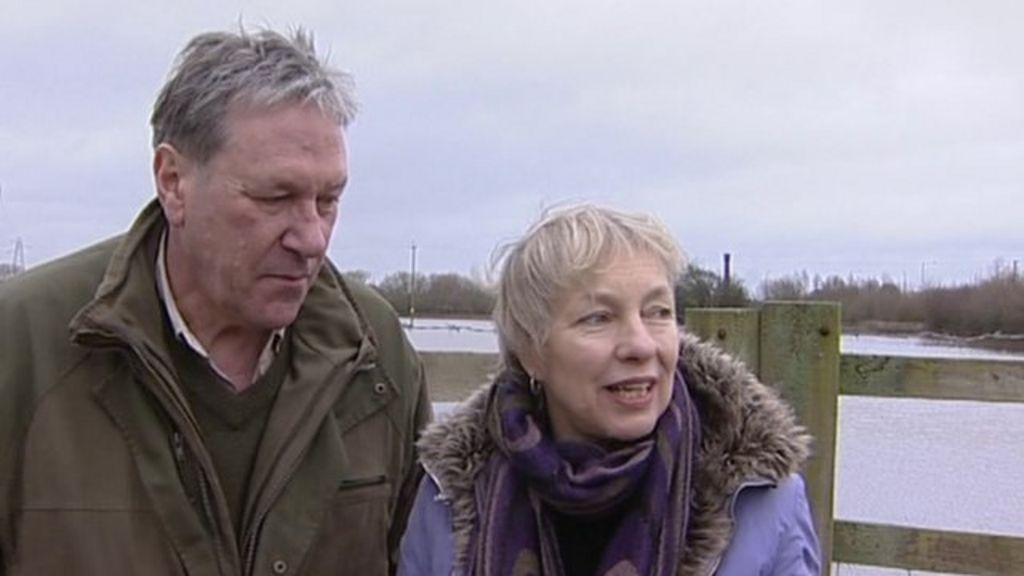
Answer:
top-left (606, 381), bottom-right (653, 400)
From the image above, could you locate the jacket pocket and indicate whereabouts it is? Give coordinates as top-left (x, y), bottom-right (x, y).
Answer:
top-left (298, 475), bottom-right (391, 575)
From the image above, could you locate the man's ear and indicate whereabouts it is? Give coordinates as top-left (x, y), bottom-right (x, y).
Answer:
top-left (153, 143), bottom-right (190, 227)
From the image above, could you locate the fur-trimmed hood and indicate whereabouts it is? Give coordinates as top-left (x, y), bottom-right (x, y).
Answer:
top-left (417, 331), bottom-right (812, 575)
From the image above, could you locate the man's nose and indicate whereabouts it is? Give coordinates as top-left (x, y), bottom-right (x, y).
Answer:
top-left (282, 201), bottom-right (330, 259)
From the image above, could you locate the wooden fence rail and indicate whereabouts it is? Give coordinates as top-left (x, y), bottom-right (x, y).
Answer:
top-left (840, 354), bottom-right (1024, 403)
top-left (420, 301), bottom-right (1024, 575)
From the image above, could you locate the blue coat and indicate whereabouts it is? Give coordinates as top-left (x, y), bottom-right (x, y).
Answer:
top-left (400, 474), bottom-right (819, 575)
top-left (399, 333), bottom-right (822, 575)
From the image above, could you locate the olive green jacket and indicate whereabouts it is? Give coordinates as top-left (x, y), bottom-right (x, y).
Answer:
top-left (0, 201), bottom-right (432, 576)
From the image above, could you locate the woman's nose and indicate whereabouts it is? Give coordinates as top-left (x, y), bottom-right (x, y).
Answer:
top-left (617, 315), bottom-right (658, 360)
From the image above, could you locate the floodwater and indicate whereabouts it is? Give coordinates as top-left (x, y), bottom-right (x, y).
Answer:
top-left (403, 317), bottom-right (1024, 361)
top-left (405, 318), bottom-right (1024, 575)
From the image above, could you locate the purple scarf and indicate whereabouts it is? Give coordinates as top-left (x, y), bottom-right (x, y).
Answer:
top-left (469, 370), bottom-right (699, 576)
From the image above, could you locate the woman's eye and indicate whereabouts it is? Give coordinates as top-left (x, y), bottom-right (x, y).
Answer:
top-left (646, 305), bottom-right (675, 320)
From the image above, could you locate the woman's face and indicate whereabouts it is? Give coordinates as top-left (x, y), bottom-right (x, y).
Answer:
top-left (524, 251), bottom-right (679, 445)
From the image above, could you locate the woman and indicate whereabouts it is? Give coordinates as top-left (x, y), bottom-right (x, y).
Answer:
top-left (399, 205), bottom-right (820, 575)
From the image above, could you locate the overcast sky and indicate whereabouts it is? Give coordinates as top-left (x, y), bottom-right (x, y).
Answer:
top-left (2, 1), bottom-right (1021, 291)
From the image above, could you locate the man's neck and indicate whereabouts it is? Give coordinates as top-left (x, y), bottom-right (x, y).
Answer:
top-left (194, 326), bottom-right (270, 392)
top-left (156, 232), bottom-right (275, 392)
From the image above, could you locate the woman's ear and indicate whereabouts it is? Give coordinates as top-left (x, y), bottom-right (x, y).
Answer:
top-left (518, 347), bottom-right (545, 382)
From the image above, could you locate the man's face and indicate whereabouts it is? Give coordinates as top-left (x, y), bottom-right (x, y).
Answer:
top-left (160, 103), bottom-right (348, 334)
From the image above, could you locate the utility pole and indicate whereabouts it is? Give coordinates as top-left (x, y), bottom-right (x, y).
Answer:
top-left (919, 260), bottom-right (937, 289)
top-left (0, 183), bottom-right (17, 278)
top-left (408, 242), bottom-right (417, 329)
top-left (13, 238), bottom-right (24, 273)
top-left (722, 253), bottom-right (732, 290)
top-left (0, 184), bottom-right (27, 276)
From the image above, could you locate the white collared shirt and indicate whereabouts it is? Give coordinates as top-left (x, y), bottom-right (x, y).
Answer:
top-left (156, 233), bottom-right (283, 383)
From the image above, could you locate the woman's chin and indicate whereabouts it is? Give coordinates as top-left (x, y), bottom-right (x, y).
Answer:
top-left (597, 418), bottom-right (660, 445)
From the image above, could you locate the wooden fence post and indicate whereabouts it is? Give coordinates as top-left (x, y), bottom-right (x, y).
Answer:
top-left (758, 301), bottom-right (840, 574)
top-left (684, 308), bottom-right (761, 370)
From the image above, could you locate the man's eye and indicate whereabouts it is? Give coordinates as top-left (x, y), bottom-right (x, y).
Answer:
top-left (579, 311), bottom-right (611, 325)
top-left (258, 195), bottom-right (288, 204)
top-left (317, 196), bottom-right (339, 215)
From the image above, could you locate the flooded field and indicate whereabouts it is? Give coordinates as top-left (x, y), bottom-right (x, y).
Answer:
top-left (402, 317), bottom-right (1024, 361)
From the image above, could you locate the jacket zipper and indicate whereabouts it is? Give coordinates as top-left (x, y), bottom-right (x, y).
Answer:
top-left (174, 430), bottom-right (228, 576)
top-left (198, 458), bottom-right (227, 575)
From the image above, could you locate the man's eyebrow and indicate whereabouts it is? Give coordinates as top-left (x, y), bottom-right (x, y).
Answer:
top-left (328, 177), bottom-right (349, 193)
top-left (252, 176), bottom-right (349, 195)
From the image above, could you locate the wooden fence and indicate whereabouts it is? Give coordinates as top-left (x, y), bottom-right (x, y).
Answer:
top-left (420, 302), bottom-right (1024, 575)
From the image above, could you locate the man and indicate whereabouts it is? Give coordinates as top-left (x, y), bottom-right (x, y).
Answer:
top-left (0, 28), bottom-right (430, 575)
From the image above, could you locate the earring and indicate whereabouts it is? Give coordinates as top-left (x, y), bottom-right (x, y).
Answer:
top-left (528, 375), bottom-right (541, 396)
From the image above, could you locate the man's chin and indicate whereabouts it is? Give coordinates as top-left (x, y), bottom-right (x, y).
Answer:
top-left (254, 302), bottom-right (303, 331)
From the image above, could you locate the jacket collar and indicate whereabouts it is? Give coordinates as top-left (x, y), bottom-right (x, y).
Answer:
top-left (417, 332), bottom-right (811, 575)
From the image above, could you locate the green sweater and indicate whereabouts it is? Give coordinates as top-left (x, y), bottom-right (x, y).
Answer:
top-left (168, 322), bottom-right (292, 536)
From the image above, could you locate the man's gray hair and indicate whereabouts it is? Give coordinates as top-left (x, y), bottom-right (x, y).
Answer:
top-left (492, 203), bottom-right (686, 371)
top-left (151, 27), bottom-right (357, 163)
